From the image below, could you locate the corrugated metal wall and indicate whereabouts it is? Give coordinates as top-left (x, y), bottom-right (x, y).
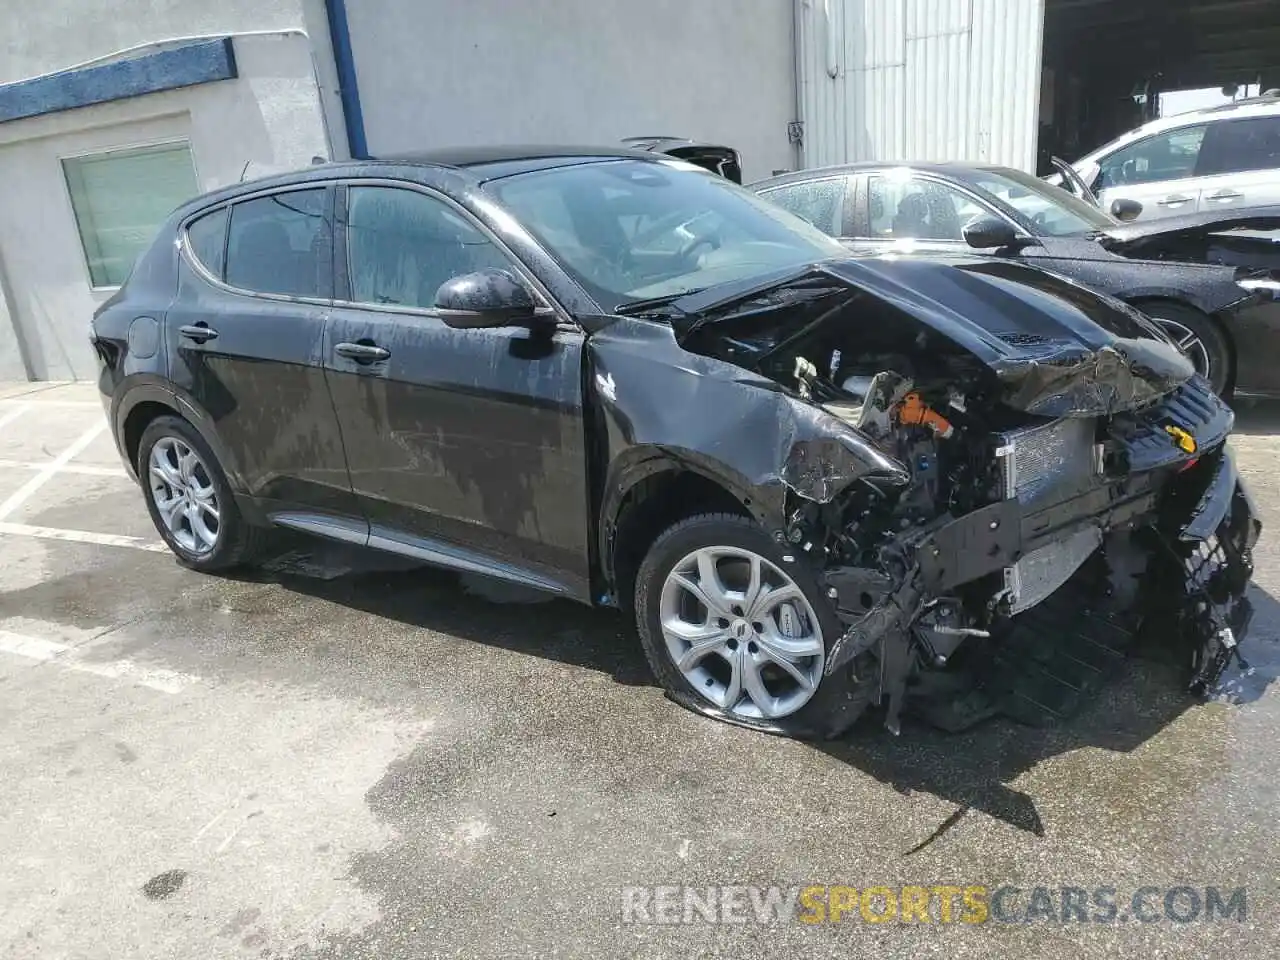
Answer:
top-left (796, 0), bottom-right (1045, 171)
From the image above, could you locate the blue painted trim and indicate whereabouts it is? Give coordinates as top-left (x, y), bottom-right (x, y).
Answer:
top-left (0, 38), bottom-right (237, 124)
top-left (325, 0), bottom-right (369, 159)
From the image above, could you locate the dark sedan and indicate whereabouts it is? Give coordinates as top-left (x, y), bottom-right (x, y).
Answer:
top-left (752, 162), bottom-right (1280, 398)
top-left (93, 147), bottom-right (1257, 740)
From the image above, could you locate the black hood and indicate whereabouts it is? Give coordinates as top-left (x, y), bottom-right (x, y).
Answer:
top-left (667, 256), bottom-right (1195, 417)
top-left (1100, 205), bottom-right (1280, 253)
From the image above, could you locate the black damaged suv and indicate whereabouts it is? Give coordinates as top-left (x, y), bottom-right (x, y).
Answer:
top-left (94, 148), bottom-right (1260, 738)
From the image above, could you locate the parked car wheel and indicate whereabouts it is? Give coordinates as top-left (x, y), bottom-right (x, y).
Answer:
top-left (138, 415), bottom-right (268, 571)
top-left (634, 513), bottom-right (876, 738)
top-left (1140, 302), bottom-right (1232, 395)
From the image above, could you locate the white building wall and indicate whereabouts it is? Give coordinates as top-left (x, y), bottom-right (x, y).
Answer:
top-left (0, 16), bottom-right (336, 380)
top-left (797, 0), bottom-right (1044, 171)
top-left (343, 0), bottom-right (799, 183)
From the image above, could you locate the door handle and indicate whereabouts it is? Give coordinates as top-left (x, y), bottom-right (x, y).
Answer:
top-left (334, 340), bottom-right (390, 363)
top-left (1156, 195), bottom-right (1192, 206)
top-left (1206, 190), bottom-right (1244, 201)
top-left (178, 323), bottom-right (218, 343)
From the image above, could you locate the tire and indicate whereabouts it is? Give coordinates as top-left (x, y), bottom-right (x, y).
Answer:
top-left (137, 415), bottom-right (270, 571)
top-left (634, 512), bottom-right (876, 739)
top-left (1140, 301), bottom-right (1232, 396)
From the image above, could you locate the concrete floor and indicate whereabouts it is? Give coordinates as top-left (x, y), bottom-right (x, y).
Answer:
top-left (1, 381), bottom-right (1278, 959)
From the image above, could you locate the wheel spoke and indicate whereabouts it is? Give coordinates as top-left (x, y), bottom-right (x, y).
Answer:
top-left (186, 503), bottom-right (217, 552)
top-left (720, 648), bottom-right (744, 712)
top-left (150, 451), bottom-right (182, 488)
top-left (757, 646), bottom-right (815, 691)
top-left (674, 633), bottom-right (727, 672)
top-left (1178, 332), bottom-right (1199, 350)
top-left (155, 493), bottom-right (184, 532)
top-left (178, 449), bottom-right (199, 483)
top-left (670, 572), bottom-right (731, 620)
top-left (695, 549), bottom-right (733, 614)
top-left (758, 619), bottom-right (824, 660)
top-left (750, 582), bottom-right (803, 619)
top-left (741, 654), bottom-right (780, 718)
top-left (739, 554), bottom-right (763, 616)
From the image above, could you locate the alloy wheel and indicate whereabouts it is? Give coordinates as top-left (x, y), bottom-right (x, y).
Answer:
top-left (658, 546), bottom-right (825, 719)
top-left (1153, 316), bottom-right (1213, 382)
top-left (148, 436), bottom-right (221, 555)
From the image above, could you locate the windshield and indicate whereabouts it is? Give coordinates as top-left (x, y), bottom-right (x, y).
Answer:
top-left (964, 168), bottom-right (1114, 236)
top-left (487, 159), bottom-right (847, 311)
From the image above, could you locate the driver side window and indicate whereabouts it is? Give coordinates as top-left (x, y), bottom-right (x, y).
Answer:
top-left (1096, 125), bottom-right (1207, 190)
top-left (866, 176), bottom-right (984, 241)
top-left (344, 186), bottom-right (513, 309)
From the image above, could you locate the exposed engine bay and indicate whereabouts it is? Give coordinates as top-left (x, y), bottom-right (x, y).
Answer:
top-left (664, 260), bottom-right (1261, 736)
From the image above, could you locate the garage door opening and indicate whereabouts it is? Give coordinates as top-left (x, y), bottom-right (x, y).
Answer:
top-left (1038, 0), bottom-right (1280, 173)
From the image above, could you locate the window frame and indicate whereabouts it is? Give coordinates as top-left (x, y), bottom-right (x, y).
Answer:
top-left (331, 179), bottom-right (564, 324)
top-left (180, 184), bottom-right (337, 306)
top-left (854, 171), bottom-right (1023, 243)
top-left (62, 137), bottom-right (200, 291)
top-left (1091, 122), bottom-right (1209, 191)
top-left (755, 175), bottom-right (855, 238)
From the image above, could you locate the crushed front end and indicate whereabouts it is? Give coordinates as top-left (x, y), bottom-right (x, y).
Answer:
top-left (668, 258), bottom-right (1262, 735)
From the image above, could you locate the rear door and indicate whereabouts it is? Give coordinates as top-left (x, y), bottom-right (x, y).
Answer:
top-left (754, 176), bottom-right (854, 237)
top-left (1191, 115), bottom-right (1280, 212)
top-left (322, 181), bottom-right (593, 599)
top-left (166, 185), bottom-right (358, 520)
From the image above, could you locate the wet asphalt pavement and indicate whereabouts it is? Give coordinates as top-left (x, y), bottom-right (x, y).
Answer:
top-left (1, 383), bottom-right (1279, 959)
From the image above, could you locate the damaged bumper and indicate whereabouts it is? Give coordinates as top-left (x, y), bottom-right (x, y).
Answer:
top-left (816, 380), bottom-right (1260, 735)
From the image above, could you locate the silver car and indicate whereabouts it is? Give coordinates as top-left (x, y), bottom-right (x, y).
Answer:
top-left (1066, 92), bottom-right (1280, 220)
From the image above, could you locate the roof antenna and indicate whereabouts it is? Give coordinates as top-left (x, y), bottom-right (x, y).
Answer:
top-left (239, 160), bottom-right (251, 182)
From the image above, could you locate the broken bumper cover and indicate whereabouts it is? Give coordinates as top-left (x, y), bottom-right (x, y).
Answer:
top-left (1174, 449), bottom-right (1260, 692)
top-left (822, 443), bottom-right (1260, 734)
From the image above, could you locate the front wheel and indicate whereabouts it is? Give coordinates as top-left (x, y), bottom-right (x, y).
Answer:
top-left (138, 415), bottom-right (268, 571)
top-left (633, 513), bottom-right (876, 738)
top-left (1142, 302), bottom-right (1231, 396)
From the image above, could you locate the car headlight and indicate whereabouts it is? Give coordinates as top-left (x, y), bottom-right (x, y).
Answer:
top-left (1238, 277), bottom-right (1280, 299)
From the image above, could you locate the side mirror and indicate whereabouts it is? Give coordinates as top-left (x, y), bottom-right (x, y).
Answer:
top-left (1110, 198), bottom-right (1143, 222)
top-left (434, 268), bottom-right (546, 329)
top-left (963, 216), bottom-right (1025, 250)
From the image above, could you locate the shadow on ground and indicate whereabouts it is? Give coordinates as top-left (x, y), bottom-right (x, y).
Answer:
top-left (245, 538), bottom-right (1280, 841)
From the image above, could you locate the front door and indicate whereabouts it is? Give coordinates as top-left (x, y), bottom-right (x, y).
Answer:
top-left (1094, 123), bottom-right (1209, 219)
top-left (322, 183), bottom-right (593, 599)
top-left (166, 185), bottom-right (358, 520)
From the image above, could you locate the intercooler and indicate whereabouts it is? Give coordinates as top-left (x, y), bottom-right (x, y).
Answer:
top-left (995, 417), bottom-right (1102, 614)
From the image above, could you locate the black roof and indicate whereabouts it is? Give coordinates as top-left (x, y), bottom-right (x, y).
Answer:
top-left (375, 144), bottom-right (659, 179)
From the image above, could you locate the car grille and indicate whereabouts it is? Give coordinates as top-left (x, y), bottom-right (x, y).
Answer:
top-left (1109, 376), bottom-right (1233, 472)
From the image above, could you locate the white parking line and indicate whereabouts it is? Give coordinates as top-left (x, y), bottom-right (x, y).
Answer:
top-left (0, 421), bottom-right (107, 520)
top-left (0, 458), bottom-right (126, 477)
top-left (0, 403), bottom-right (28, 430)
top-left (0, 521), bottom-right (167, 552)
top-left (0, 628), bottom-right (200, 693)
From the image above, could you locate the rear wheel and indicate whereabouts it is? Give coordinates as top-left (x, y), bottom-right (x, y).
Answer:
top-left (634, 513), bottom-right (876, 738)
top-left (138, 415), bottom-right (268, 571)
top-left (1141, 302), bottom-right (1231, 396)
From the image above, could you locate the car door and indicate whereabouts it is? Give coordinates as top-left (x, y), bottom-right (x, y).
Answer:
top-left (1093, 123), bottom-right (1208, 218)
top-left (1189, 115), bottom-right (1280, 212)
top-left (842, 172), bottom-right (996, 253)
top-left (166, 185), bottom-right (358, 519)
top-left (753, 176), bottom-right (854, 237)
top-left (322, 181), bottom-right (593, 599)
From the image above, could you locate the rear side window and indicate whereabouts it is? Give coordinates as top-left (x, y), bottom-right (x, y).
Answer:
top-left (185, 208), bottom-right (227, 278)
top-left (758, 179), bottom-right (846, 235)
top-left (345, 186), bottom-right (512, 309)
top-left (225, 189), bottom-right (330, 299)
top-left (1197, 117), bottom-right (1280, 176)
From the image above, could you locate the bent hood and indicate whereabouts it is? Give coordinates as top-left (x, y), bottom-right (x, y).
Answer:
top-left (668, 256), bottom-right (1194, 417)
top-left (1101, 205), bottom-right (1280, 253)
